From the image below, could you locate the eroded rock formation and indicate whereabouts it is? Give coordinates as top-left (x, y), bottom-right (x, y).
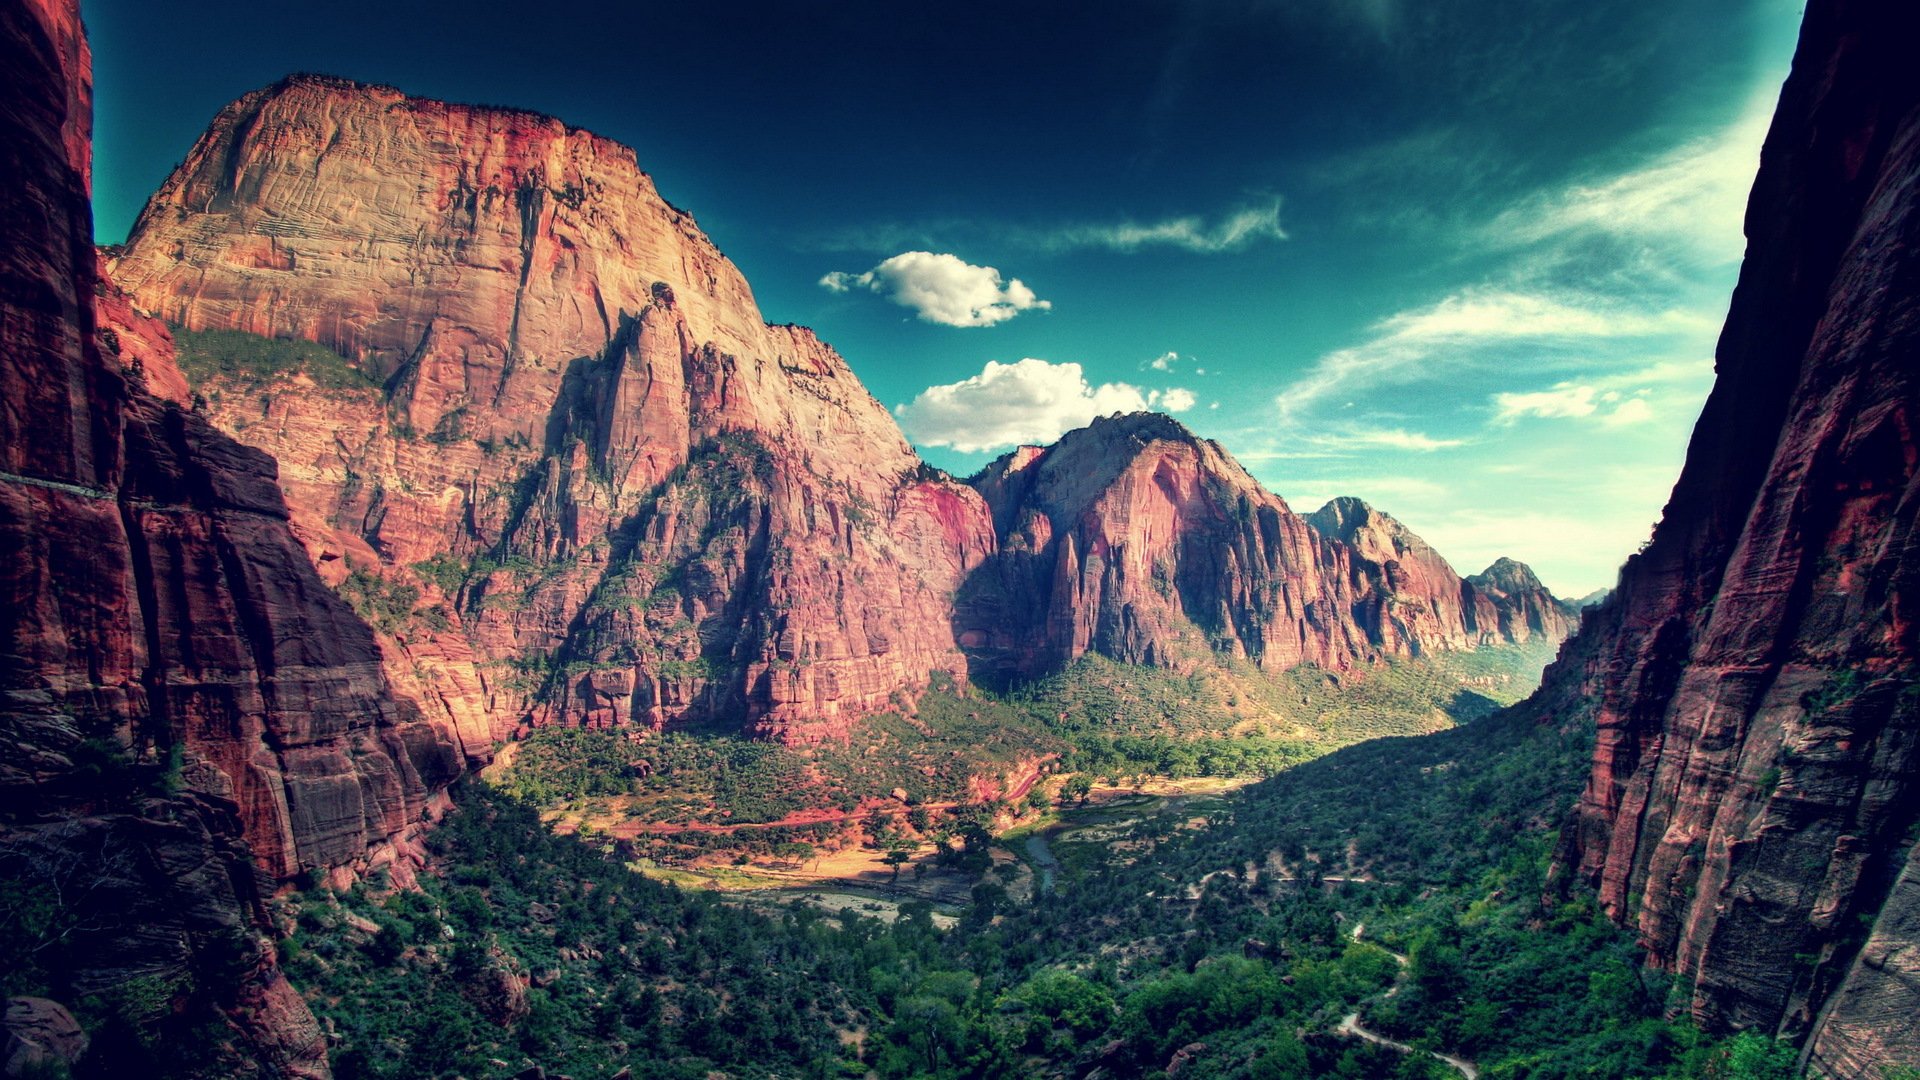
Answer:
top-left (955, 414), bottom-right (1568, 683)
top-left (1550, 0), bottom-right (1920, 1072)
top-left (1, 2), bottom-right (466, 1073)
top-left (109, 79), bottom-right (1570, 744)
top-left (109, 74), bottom-right (994, 744)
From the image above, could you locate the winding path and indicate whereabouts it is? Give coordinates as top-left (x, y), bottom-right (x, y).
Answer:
top-left (1336, 922), bottom-right (1479, 1080)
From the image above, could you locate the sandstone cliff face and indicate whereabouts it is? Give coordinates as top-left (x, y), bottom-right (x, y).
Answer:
top-left (108, 77), bottom-right (1573, 746)
top-left (110, 75), bottom-right (993, 744)
top-left (1, 4), bottom-right (472, 1074)
top-left (956, 414), bottom-right (1568, 683)
top-left (1551, 1), bottom-right (1920, 1073)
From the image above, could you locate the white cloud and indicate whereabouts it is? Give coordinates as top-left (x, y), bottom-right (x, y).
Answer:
top-left (1036, 199), bottom-right (1288, 254)
top-left (1329, 427), bottom-right (1462, 451)
top-left (1494, 384), bottom-right (1599, 422)
top-left (1148, 351), bottom-right (1181, 371)
top-left (819, 251), bottom-right (1050, 327)
top-left (1494, 380), bottom-right (1665, 426)
top-left (1156, 387), bottom-right (1198, 413)
top-left (1601, 397), bottom-right (1655, 427)
top-left (896, 360), bottom-right (1198, 453)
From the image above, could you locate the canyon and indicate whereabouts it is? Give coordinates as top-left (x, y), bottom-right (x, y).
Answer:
top-left (103, 71), bottom-right (1571, 748)
top-left (6, 0), bottom-right (1919, 1074)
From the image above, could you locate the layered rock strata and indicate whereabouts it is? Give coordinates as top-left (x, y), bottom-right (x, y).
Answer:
top-left (1551, 0), bottom-right (1920, 1072)
top-left (111, 80), bottom-right (1570, 742)
top-left (2, 3), bottom-right (471, 1073)
top-left (955, 414), bottom-right (1569, 682)
top-left (109, 74), bottom-right (993, 744)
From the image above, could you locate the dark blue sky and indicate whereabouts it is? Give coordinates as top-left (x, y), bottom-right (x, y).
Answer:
top-left (84, 0), bottom-right (1805, 593)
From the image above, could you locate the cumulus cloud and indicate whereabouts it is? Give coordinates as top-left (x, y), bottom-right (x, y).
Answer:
top-left (1037, 199), bottom-right (1288, 254)
top-left (1157, 387), bottom-right (1198, 413)
top-left (895, 360), bottom-right (1192, 453)
top-left (1148, 351), bottom-right (1181, 371)
top-left (820, 251), bottom-right (1050, 327)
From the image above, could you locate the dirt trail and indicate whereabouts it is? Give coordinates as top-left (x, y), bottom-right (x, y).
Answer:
top-left (1337, 922), bottom-right (1479, 1080)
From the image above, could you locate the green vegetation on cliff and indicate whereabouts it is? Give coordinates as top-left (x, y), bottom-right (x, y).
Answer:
top-left (170, 325), bottom-right (379, 393)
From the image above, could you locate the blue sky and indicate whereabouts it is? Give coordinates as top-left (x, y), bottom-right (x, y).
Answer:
top-left (85, 0), bottom-right (1806, 596)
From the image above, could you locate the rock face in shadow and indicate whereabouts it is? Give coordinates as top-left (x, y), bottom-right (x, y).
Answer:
top-left (1549, 1), bottom-right (1920, 1073)
top-left (0, 3), bottom-right (467, 1074)
top-left (955, 414), bottom-right (1570, 684)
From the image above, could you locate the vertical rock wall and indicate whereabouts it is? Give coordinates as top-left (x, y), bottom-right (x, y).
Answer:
top-left (1553, 1), bottom-right (1920, 1072)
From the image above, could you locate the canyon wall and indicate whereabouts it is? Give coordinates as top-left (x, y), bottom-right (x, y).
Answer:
top-left (1552, 0), bottom-right (1920, 1073)
top-left (108, 73), bottom-right (996, 744)
top-left (109, 80), bottom-right (1570, 742)
top-left (1, 2), bottom-right (468, 1073)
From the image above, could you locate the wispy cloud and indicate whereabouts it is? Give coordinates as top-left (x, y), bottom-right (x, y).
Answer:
top-left (1487, 89), bottom-right (1775, 265)
top-left (1274, 288), bottom-right (1710, 420)
top-left (805, 200), bottom-right (1288, 258)
top-left (820, 251), bottom-right (1050, 327)
top-left (1028, 199), bottom-right (1288, 254)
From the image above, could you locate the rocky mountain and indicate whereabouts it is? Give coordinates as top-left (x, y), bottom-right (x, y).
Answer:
top-left (0, 0), bottom-right (469, 1072)
top-left (955, 414), bottom-right (1569, 684)
top-left (106, 78), bottom-right (1570, 742)
top-left (1571, 587), bottom-right (1613, 610)
top-left (1308, 498), bottom-right (1577, 648)
top-left (1546, 0), bottom-right (1920, 1072)
top-left (108, 72), bottom-right (997, 746)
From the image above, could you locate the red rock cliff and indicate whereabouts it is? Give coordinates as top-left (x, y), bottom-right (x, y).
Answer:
top-left (108, 74), bottom-right (995, 744)
top-left (1551, 0), bottom-right (1920, 1073)
top-left (1, 4), bottom-right (476, 1074)
top-left (107, 78), bottom-right (1571, 745)
top-left (957, 414), bottom-right (1570, 682)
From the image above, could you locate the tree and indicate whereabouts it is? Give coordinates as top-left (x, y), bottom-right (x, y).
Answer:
top-left (1062, 774), bottom-right (1094, 807)
top-left (883, 838), bottom-right (916, 883)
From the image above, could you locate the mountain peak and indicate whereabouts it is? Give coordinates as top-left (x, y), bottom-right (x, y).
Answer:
top-left (1468, 556), bottom-right (1547, 595)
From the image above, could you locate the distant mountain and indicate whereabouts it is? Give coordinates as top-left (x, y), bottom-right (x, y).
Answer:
top-left (1571, 587), bottom-right (1612, 610)
top-left (953, 416), bottom-right (1571, 684)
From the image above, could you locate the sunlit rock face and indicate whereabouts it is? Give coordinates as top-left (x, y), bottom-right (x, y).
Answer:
top-left (956, 413), bottom-right (1572, 683)
top-left (1549, 1), bottom-right (1920, 1072)
top-left (112, 79), bottom-right (1574, 747)
top-left (110, 73), bottom-right (999, 745)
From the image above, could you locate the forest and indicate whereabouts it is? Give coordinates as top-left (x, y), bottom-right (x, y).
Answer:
top-left (254, 696), bottom-right (1813, 1079)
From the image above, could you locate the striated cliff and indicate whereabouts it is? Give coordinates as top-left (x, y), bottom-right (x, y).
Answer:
top-left (1308, 498), bottom-right (1577, 649)
top-left (110, 79), bottom-right (1569, 744)
top-left (1551, 0), bottom-right (1920, 1073)
top-left (955, 413), bottom-right (1569, 683)
top-left (0, 2), bottom-right (472, 1073)
top-left (109, 73), bottom-right (994, 745)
